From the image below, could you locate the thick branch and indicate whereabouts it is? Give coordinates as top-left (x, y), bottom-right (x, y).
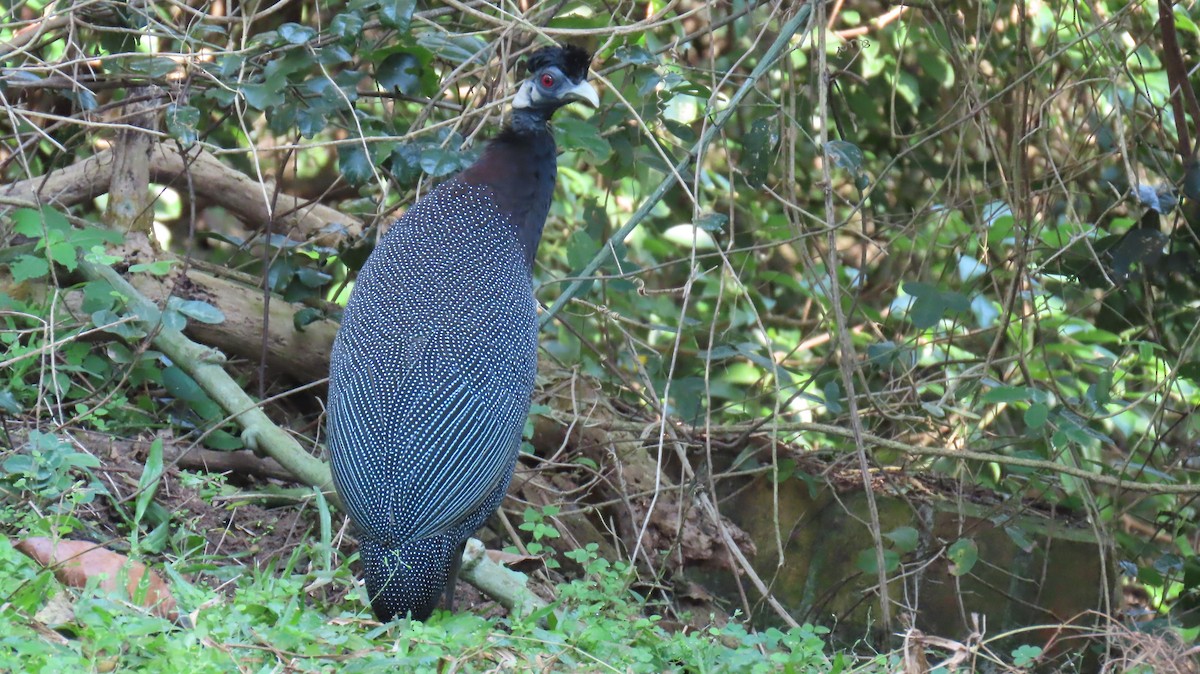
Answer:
top-left (105, 90), bottom-right (159, 233)
top-left (0, 144), bottom-right (362, 244)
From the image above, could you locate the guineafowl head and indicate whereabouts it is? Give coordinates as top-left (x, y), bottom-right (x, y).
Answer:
top-left (512, 45), bottom-right (599, 118)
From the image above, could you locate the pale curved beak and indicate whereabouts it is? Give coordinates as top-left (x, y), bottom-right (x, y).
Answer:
top-left (563, 80), bottom-right (600, 108)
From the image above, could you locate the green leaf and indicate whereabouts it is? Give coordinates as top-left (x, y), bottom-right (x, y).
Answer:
top-left (566, 229), bottom-right (598, 270)
top-left (293, 307), bottom-right (324, 332)
top-left (1024, 402), bottom-right (1049, 429)
top-left (204, 429), bottom-right (244, 451)
top-left (278, 23), bottom-right (316, 44)
top-left (377, 52), bottom-right (421, 95)
top-left (10, 255), bottom-right (49, 282)
top-left (162, 308), bottom-right (187, 331)
top-left (241, 82), bottom-right (285, 110)
top-left (171, 299), bottom-right (225, 324)
top-left (771, 458), bottom-right (796, 483)
top-left (91, 309), bottom-right (145, 340)
top-left (825, 140), bottom-right (864, 175)
top-left (0, 390), bottom-right (22, 415)
top-left (339, 144), bottom-right (374, 184)
top-left (166, 104), bottom-right (201, 146)
top-left (822, 380), bottom-right (843, 413)
top-left (13, 206), bottom-right (70, 238)
top-left (416, 32), bottom-right (487, 65)
top-left (884, 526), bottom-right (919, 553)
top-left (419, 146), bottom-right (460, 177)
top-left (614, 45), bottom-right (658, 66)
top-left (891, 70), bottom-right (921, 109)
top-left (381, 0), bottom-right (417, 31)
top-left (1087, 371), bottom-right (1113, 406)
top-left (134, 438), bottom-right (164, 527)
top-left (947, 538), bottom-right (978, 576)
top-left (554, 116), bottom-right (612, 162)
top-left (742, 117), bottom-right (779, 188)
top-left (902, 282), bottom-right (969, 329)
top-left (84, 245), bottom-right (122, 266)
top-left (162, 366), bottom-right (207, 403)
top-left (855, 548), bottom-right (900, 575)
top-left (694, 212), bottom-right (728, 233)
top-left (330, 12), bottom-right (364, 42)
top-left (983, 201), bottom-right (1013, 246)
top-left (981, 386), bottom-right (1031, 404)
top-left (663, 120), bottom-right (696, 143)
top-left (47, 241), bottom-right (78, 270)
top-left (125, 57), bottom-right (178, 78)
top-left (1011, 645), bottom-right (1043, 667)
top-left (129, 260), bottom-right (176, 275)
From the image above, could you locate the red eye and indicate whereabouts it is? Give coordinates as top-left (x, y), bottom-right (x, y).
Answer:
top-left (540, 73), bottom-right (555, 88)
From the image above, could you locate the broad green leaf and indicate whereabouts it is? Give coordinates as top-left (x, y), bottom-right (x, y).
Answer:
top-left (339, 144), bottom-right (374, 184)
top-left (772, 458), bottom-right (796, 483)
top-left (856, 548), bottom-right (900, 575)
top-left (1024, 402), bottom-right (1049, 429)
top-left (663, 120), bottom-right (696, 143)
top-left (1012, 645), bottom-right (1043, 668)
top-left (10, 255), bottom-right (49, 282)
top-left (129, 260), bottom-right (176, 275)
top-left (278, 23), bottom-right (316, 44)
top-left (12, 206), bottom-right (69, 238)
top-left (884, 526), bottom-right (919, 553)
top-left (0, 390), bottom-right (22, 415)
top-left (742, 117), bottom-right (778, 188)
top-left (124, 56), bottom-right (178, 78)
top-left (694, 212), bottom-right (728, 233)
top-left (1087, 371), bottom-right (1112, 406)
top-left (566, 229), bottom-right (598, 270)
top-left (419, 146), bottom-right (460, 177)
top-left (84, 246), bottom-right (122, 266)
top-left (241, 82), bottom-right (285, 110)
top-left (171, 299), bottom-right (225, 324)
top-left (377, 52), bottom-right (421, 95)
top-left (162, 366), bottom-right (206, 403)
top-left (825, 140), bottom-right (864, 174)
top-left (293, 307), bottom-right (324, 332)
top-left (330, 11), bottom-right (364, 42)
top-left (47, 241), bottom-right (78, 270)
top-left (555, 116), bottom-right (611, 163)
top-left (381, 0), bottom-right (417, 31)
top-left (416, 32), bottom-right (486, 65)
top-left (981, 386), bottom-right (1031, 404)
top-left (166, 104), bottom-right (201, 146)
top-left (947, 538), bottom-right (978, 576)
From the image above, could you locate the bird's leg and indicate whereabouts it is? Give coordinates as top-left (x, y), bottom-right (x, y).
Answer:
top-left (443, 539), bottom-right (468, 611)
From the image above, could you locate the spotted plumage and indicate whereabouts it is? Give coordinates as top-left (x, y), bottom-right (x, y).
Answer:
top-left (327, 45), bottom-right (597, 622)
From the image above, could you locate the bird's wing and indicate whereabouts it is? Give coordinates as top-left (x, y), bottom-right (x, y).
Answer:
top-left (393, 342), bottom-right (526, 542)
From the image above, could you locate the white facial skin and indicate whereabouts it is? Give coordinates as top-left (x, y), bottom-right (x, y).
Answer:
top-left (512, 67), bottom-right (600, 111)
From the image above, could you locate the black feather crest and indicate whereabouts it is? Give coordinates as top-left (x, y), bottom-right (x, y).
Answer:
top-left (524, 44), bottom-right (592, 82)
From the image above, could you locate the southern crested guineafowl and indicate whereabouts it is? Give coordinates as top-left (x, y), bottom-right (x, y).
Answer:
top-left (327, 45), bottom-right (598, 622)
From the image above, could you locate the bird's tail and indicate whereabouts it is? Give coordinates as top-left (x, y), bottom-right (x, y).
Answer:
top-left (358, 536), bottom-right (455, 622)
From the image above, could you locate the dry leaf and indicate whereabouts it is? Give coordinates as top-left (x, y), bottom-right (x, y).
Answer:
top-left (485, 548), bottom-right (542, 570)
top-left (14, 537), bottom-right (177, 620)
